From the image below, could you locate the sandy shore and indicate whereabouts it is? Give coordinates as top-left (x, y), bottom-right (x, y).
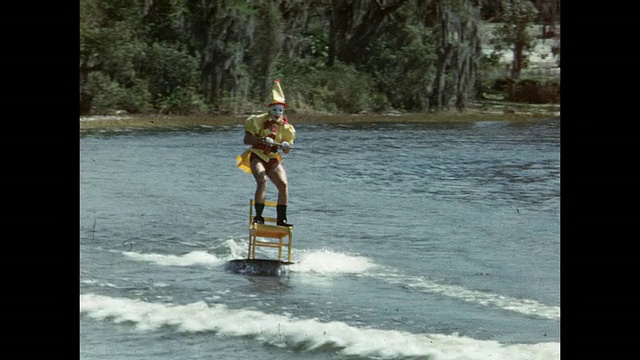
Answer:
top-left (80, 106), bottom-right (560, 130)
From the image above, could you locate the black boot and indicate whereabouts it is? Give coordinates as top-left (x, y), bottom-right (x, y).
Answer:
top-left (276, 205), bottom-right (293, 227)
top-left (253, 203), bottom-right (265, 224)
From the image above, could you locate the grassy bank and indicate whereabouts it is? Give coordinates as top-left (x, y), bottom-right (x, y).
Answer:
top-left (80, 102), bottom-right (560, 131)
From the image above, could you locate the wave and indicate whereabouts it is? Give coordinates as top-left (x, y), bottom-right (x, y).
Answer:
top-left (122, 250), bottom-right (225, 267)
top-left (80, 293), bottom-right (559, 360)
top-left (369, 270), bottom-right (560, 321)
top-left (118, 241), bottom-right (559, 320)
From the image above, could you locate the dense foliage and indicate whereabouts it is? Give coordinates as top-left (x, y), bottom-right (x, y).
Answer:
top-left (80, 0), bottom-right (560, 116)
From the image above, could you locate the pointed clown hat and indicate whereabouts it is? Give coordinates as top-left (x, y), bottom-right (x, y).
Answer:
top-left (267, 79), bottom-right (287, 108)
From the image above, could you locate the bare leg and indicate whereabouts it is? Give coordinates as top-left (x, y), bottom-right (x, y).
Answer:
top-left (267, 163), bottom-right (292, 226)
top-left (267, 164), bottom-right (288, 205)
top-left (250, 157), bottom-right (268, 204)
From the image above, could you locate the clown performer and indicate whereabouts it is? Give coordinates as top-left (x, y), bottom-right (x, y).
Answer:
top-left (236, 79), bottom-right (296, 227)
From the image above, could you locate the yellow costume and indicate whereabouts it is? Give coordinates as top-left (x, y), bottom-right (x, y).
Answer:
top-left (236, 79), bottom-right (296, 173)
top-left (236, 114), bottom-right (296, 173)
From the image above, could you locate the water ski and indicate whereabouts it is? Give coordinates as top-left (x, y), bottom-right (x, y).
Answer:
top-left (224, 259), bottom-right (293, 276)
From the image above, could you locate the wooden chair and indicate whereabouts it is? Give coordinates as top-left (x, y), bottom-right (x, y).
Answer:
top-left (247, 199), bottom-right (294, 263)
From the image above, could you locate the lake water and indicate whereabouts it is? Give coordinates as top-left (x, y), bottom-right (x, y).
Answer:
top-left (80, 118), bottom-right (560, 360)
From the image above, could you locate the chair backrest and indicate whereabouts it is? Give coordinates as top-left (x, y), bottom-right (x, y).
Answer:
top-left (249, 199), bottom-right (280, 225)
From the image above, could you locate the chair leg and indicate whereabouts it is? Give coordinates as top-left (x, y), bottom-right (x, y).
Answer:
top-left (287, 235), bottom-right (292, 262)
top-left (252, 237), bottom-right (257, 259)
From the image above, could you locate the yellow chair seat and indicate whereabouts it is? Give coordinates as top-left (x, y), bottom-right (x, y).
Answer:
top-left (251, 223), bottom-right (292, 238)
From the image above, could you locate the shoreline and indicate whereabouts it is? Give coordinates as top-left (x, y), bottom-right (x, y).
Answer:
top-left (80, 107), bottom-right (560, 130)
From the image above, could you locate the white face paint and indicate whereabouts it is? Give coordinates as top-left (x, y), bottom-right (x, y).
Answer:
top-left (269, 104), bottom-right (285, 121)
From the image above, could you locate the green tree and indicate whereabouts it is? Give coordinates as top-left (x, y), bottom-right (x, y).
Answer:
top-left (361, 8), bottom-right (437, 111)
top-left (186, 0), bottom-right (257, 109)
top-left (80, 0), bottom-right (144, 114)
top-left (141, 0), bottom-right (189, 44)
top-left (490, 0), bottom-right (539, 80)
top-left (135, 42), bottom-right (204, 114)
top-left (81, 0), bottom-right (550, 116)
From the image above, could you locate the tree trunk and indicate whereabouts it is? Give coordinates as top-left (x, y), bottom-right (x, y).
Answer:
top-left (79, 62), bottom-right (102, 115)
top-left (340, 0), bottom-right (407, 65)
top-left (512, 41), bottom-right (523, 79)
top-left (328, 0), bottom-right (353, 67)
top-left (79, 67), bottom-right (91, 115)
top-left (433, 43), bottom-right (453, 110)
top-left (454, 4), bottom-right (482, 111)
top-left (327, 4), bottom-right (336, 67)
top-left (430, 0), bottom-right (482, 112)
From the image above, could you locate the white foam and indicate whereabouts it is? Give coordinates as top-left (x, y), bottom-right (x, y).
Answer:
top-left (80, 293), bottom-right (559, 360)
top-left (219, 241), bottom-right (376, 274)
top-left (289, 249), bottom-right (377, 274)
top-left (80, 279), bottom-right (117, 288)
top-left (122, 250), bottom-right (224, 267)
top-left (373, 270), bottom-right (560, 321)
top-left (223, 239), bottom-right (248, 259)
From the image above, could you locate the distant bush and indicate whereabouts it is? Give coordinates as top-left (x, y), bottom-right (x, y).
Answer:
top-left (136, 43), bottom-right (205, 114)
top-left (478, 76), bottom-right (559, 104)
top-left (155, 86), bottom-right (209, 115)
top-left (510, 77), bottom-right (560, 103)
top-left (88, 73), bottom-right (152, 114)
top-left (492, 78), bottom-right (511, 92)
top-left (289, 61), bottom-right (373, 114)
